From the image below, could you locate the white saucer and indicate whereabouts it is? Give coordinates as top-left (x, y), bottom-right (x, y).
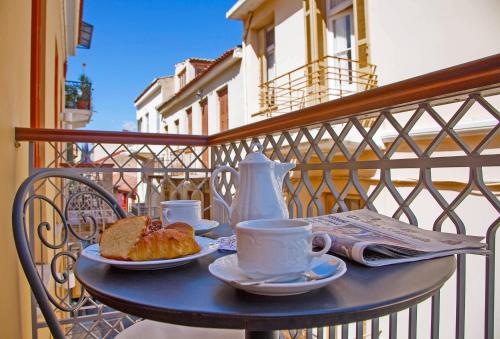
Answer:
top-left (81, 236), bottom-right (219, 270)
top-left (208, 254), bottom-right (347, 296)
top-left (193, 219), bottom-right (219, 235)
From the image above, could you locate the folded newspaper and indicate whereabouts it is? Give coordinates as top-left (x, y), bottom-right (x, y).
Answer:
top-left (304, 209), bottom-right (487, 266)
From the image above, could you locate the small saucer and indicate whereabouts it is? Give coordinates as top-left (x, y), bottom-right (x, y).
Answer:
top-left (208, 254), bottom-right (347, 296)
top-left (192, 219), bottom-right (219, 235)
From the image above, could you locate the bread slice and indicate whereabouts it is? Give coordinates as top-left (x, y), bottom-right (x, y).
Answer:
top-left (99, 218), bottom-right (201, 261)
top-left (99, 216), bottom-right (149, 260)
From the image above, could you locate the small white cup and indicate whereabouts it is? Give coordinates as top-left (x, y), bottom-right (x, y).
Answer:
top-left (236, 219), bottom-right (332, 278)
top-left (160, 200), bottom-right (201, 226)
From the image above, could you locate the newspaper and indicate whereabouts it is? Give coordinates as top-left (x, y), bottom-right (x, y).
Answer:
top-left (304, 209), bottom-right (487, 266)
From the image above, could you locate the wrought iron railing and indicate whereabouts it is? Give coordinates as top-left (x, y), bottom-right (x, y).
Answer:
top-left (258, 55), bottom-right (377, 117)
top-left (15, 54), bottom-right (500, 338)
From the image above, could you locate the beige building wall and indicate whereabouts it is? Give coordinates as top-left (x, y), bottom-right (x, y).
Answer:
top-left (136, 77), bottom-right (175, 133)
top-left (44, 0), bottom-right (67, 130)
top-left (0, 0), bottom-right (79, 337)
top-left (366, 0), bottom-right (500, 86)
top-left (0, 0), bottom-right (32, 336)
top-left (241, 0), bottom-right (306, 119)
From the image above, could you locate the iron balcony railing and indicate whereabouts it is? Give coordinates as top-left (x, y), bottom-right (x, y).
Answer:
top-left (257, 55), bottom-right (377, 117)
top-left (65, 80), bottom-right (92, 110)
top-left (15, 54), bottom-right (500, 339)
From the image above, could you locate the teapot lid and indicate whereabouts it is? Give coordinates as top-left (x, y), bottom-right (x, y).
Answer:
top-left (240, 142), bottom-right (271, 164)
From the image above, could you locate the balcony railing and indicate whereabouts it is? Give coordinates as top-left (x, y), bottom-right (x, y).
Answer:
top-left (258, 55), bottom-right (377, 117)
top-left (15, 54), bottom-right (500, 339)
top-left (65, 80), bottom-right (92, 110)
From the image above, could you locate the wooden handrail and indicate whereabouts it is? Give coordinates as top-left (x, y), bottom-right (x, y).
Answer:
top-left (209, 53), bottom-right (500, 144)
top-left (15, 128), bottom-right (209, 146)
top-left (15, 54), bottom-right (500, 146)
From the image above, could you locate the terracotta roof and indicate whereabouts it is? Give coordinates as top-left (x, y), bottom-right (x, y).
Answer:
top-left (113, 172), bottom-right (137, 197)
top-left (157, 46), bottom-right (240, 112)
top-left (134, 75), bottom-right (172, 104)
top-left (189, 58), bottom-right (213, 64)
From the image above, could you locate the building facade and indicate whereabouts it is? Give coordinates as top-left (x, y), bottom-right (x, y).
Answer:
top-left (157, 47), bottom-right (244, 136)
top-left (135, 76), bottom-right (175, 133)
top-left (228, 0), bottom-right (500, 121)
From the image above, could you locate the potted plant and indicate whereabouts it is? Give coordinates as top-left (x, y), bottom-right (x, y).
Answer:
top-left (65, 83), bottom-right (78, 109)
top-left (77, 74), bottom-right (91, 110)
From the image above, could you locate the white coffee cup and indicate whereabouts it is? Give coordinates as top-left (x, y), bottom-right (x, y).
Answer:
top-left (236, 219), bottom-right (332, 278)
top-left (160, 200), bottom-right (201, 226)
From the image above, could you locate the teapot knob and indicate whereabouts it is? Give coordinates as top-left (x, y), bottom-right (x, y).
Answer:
top-left (250, 141), bottom-right (263, 153)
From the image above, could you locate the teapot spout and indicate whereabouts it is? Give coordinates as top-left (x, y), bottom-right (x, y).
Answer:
top-left (274, 162), bottom-right (295, 187)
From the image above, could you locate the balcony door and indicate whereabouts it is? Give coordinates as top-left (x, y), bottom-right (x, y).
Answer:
top-left (327, 4), bottom-right (356, 98)
top-left (200, 99), bottom-right (209, 166)
top-left (186, 107), bottom-right (193, 134)
top-left (200, 99), bottom-right (208, 135)
top-left (218, 87), bottom-right (228, 132)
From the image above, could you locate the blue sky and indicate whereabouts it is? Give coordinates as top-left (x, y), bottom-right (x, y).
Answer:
top-left (67, 0), bottom-right (242, 131)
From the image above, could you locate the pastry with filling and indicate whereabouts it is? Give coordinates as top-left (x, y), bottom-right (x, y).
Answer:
top-left (99, 216), bottom-right (200, 261)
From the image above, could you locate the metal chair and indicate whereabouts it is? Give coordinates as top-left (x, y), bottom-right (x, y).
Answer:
top-left (12, 169), bottom-right (243, 339)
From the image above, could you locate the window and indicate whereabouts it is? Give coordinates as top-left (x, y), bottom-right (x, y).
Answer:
top-left (330, 13), bottom-right (354, 61)
top-left (174, 119), bottom-right (180, 134)
top-left (145, 113), bottom-right (150, 132)
top-left (260, 26), bottom-right (276, 108)
top-left (186, 107), bottom-right (193, 134)
top-left (265, 27), bottom-right (276, 81)
top-left (178, 69), bottom-right (187, 89)
top-left (137, 117), bottom-right (142, 132)
top-left (218, 87), bottom-right (228, 132)
top-left (327, 1), bottom-right (356, 94)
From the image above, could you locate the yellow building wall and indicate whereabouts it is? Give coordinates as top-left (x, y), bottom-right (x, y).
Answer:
top-left (0, 0), bottom-right (70, 337)
top-left (44, 0), bottom-right (66, 131)
top-left (0, 0), bottom-right (33, 337)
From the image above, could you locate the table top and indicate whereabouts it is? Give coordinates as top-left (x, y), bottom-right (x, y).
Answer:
top-left (76, 245), bottom-right (456, 331)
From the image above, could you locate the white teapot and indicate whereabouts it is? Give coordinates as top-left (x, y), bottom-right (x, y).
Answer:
top-left (210, 143), bottom-right (295, 229)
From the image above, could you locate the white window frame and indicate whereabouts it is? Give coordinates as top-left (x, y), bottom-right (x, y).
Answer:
top-left (326, 2), bottom-right (355, 61)
top-left (326, 0), bottom-right (356, 97)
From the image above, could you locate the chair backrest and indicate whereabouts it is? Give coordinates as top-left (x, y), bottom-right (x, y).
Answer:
top-left (12, 169), bottom-right (127, 339)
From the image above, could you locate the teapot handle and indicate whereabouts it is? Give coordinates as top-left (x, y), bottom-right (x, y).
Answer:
top-left (210, 166), bottom-right (240, 217)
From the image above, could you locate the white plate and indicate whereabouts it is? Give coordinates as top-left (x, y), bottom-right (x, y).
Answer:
top-left (193, 219), bottom-right (219, 235)
top-left (81, 236), bottom-right (219, 270)
top-left (208, 254), bottom-right (347, 296)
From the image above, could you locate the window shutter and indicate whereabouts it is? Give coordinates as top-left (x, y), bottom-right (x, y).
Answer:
top-left (358, 43), bottom-right (368, 68)
top-left (354, 0), bottom-right (369, 68)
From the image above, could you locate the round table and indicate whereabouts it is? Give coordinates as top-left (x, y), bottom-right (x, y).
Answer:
top-left (76, 249), bottom-right (455, 339)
